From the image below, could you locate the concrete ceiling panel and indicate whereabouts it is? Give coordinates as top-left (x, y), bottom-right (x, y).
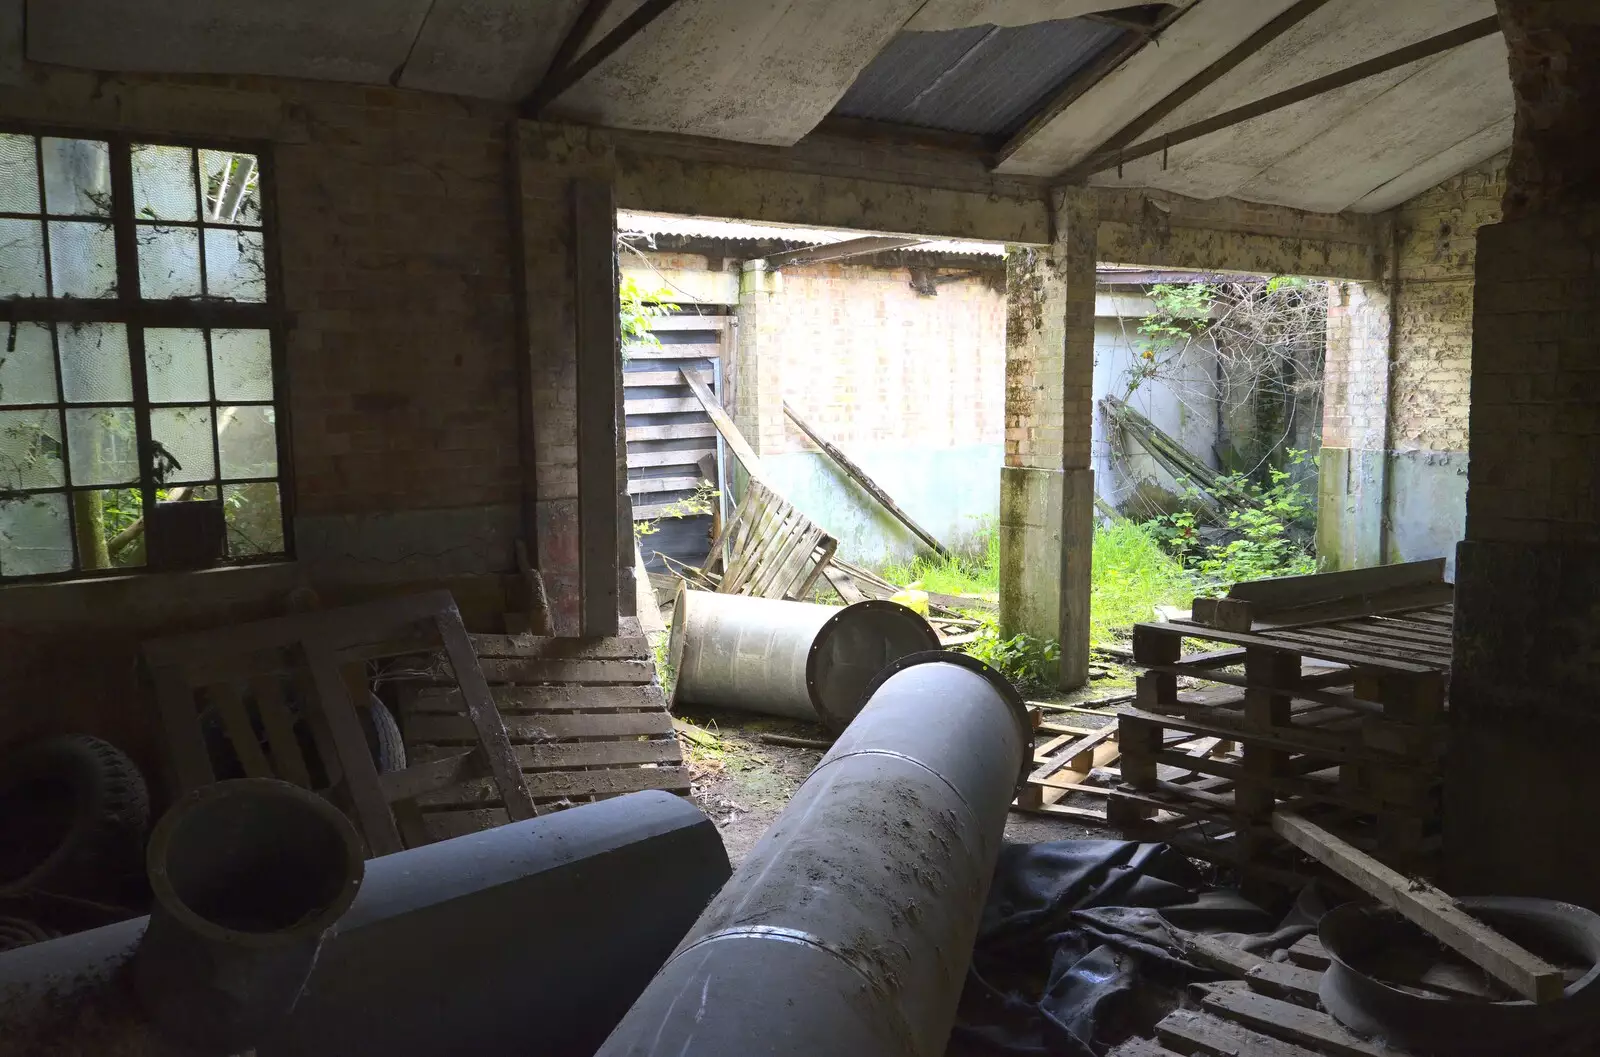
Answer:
top-left (1232, 36), bottom-right (1512, 213)
top-left (905, 0), bottom-right (1159, 31)
top-left (27, 0), bottom-right (434, 85)
top-left (995, 0), bottom-right (1302, 176)
top-left (1348, 114), bottom-right (1511, 213)
top-left (547, 0), bottom-right (929, 146)
top-left (397, 0), bottom-right (589, 100)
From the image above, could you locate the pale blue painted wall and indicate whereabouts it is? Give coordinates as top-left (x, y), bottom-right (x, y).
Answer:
top-left (761, 442), bottom-right (1003, 566)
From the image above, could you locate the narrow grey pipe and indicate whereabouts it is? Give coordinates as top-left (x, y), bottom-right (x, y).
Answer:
top-left (134, 779), bottom-right (365, 1052)
top-left (669, 586), bottom-right (940, 731)
top-left (596, 652), bottom-right (1029, 1057)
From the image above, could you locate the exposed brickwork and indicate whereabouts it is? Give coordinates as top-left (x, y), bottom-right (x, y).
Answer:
top-left (1321, 282), bottom-right (1390, 452)
top-left (1004, 246), bottom-right (1065, 470)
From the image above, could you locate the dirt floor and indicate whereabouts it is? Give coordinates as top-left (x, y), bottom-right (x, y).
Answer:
top-left (678, 678), bottom-right (1134, 866)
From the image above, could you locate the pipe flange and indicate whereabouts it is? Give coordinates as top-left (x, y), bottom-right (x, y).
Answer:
top-left (805, 600), bottom-right (941, 732)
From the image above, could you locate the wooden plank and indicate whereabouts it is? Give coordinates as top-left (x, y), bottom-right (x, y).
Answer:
top-left (1156, 1010), bottom-right (1320, 1057)
top-left (1227, 559), bottom-right (1446, 609)
top-left (1176, 932), bottom-right (1322, 1005)
top-left (148, 666), bottom-right (214, 793)
top-left (681, 368), bottom-right (768, 485)
top-left (468, 633), bottom-right (649, 661)
top-left (303, 643), bottom-right (405, 856)
top-left (646, 314), bottom-right (730, 332)
top-left (626, 446), bottom-right (716, 469)
top-left (408, 709), bottom-right (674, 743)
top-left (1198, 985), bottom-right (1391, 1057)
top-left (1271, 628), bottom-right (1452, 666)
top-left (379, 749), bottom-right (483, 801)
top-left (627, 474), bottom-right (707, 495)
top-left (516, 739), bottom-right (680, 770)
top-left (1136, 622), bottom-right (1434, 675)
top-left (824, 565), bottom-right (868, 604)
top-left (472, 658), bottom-right (656, 685)
top-left (409, 683), bottom-right (664, 714)
top-left (1139, 663), bottom-right (1384, 716)
top-left (211, 682), bottom-right (273, 779)
top-left (1272, 811), bottom-right (1564, 1002)
top-left (417, 764), bottom-right (692, 807)
top-left (624, 397), bottom-right (703, 416)
top-left (434, 608), bottom-right (539, 822)
top-left (626, 422), bottom-right (717, 442)
top-left (622, 369), bottom-right (712, 387)
top-left (254, 675), bottom-right (313, 788)
top-left (1285, 935), bottom-right (1332, 971)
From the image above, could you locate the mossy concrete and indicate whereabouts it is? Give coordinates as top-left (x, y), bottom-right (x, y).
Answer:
top-left (998, 466), bottom-right (1061, 645)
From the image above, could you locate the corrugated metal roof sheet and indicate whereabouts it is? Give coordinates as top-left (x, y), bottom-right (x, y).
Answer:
top-left (617, 211), bottom-right (1007, 257)
top-left (831, 17), bottom-right (1129, 138)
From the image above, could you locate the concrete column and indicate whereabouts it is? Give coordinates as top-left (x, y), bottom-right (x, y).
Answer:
top-left (1316, 281), bottom-right (1392, 569)
top-left (732, 261), bottom-right (785, 458)
top-left (999, 188), bottom-right (1097, 688)
top-left (1445, 1), bottom-right (1600, 903)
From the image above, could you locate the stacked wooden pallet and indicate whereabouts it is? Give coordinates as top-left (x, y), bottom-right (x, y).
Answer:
top-left (398, 616), bottom-right (689, 842)
top-left (1110, 601), bottom-right (1451, 880)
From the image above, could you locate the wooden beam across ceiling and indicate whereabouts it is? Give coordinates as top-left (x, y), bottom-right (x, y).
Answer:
top-left (1067, 15), bottom-right (1503, 180)
top-left (523, 0), bottom-right (685, 117)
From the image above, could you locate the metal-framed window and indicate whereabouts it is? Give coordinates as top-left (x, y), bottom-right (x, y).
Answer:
top-left (0, 128), bottom-right (290, 581)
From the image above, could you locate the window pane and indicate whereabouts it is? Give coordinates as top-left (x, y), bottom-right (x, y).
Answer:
top-left (0, 217), bottom-right (46, 297)
top-left (145, 328), bottom-right (208, 403)
top-left (212, 329), bottom-right (273, 401)
top-left (218, 404), bottom-right (276, 479)
top-left (224, 481), bottom-right (283, 556)
top-left (0, 323), bottom-right (57, 405)
top-left (48, 221), bottom-right (117, 298)
top-left (0, 134), bottom-right (39, 214)
top-left (151, 405), bottom-right (215, 484)
top-left (41, 138), bottom-right (111, 217)
top-left (131, 144), bottom-right (197, 222)
top-left (78, 488), bottom-right (145, 570)
top-left (59, 323), bottom-right (132, 402)
top-left (66, 406), bottom-right (138, 486)
top-left (0, 408), bottom-right (64, 488)
top-left (137, 224), bottom-right (202, 299)
top-left (204, 228), bottom-right (266, 301)
top-left (200, 150), bottom-right (261, 226)
top-left (0, 492), bottom-right (72, 575)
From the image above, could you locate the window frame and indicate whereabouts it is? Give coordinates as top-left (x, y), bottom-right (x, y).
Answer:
top-left (0, 124), bottom-right (293, 583)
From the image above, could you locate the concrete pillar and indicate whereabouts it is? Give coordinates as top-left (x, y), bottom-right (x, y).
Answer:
top-left (999, 188), bottom-right (1097, 688)
top-left (1445, 0), bottom-right (1600, 903)
top-left (732, 261), bottom-right (786, 458)
top-left (1316, 281), bottom-right (1392, 569)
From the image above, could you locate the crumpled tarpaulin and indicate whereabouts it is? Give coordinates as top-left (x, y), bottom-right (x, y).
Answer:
top-left (952, 840), bottom-right (1326, 1056)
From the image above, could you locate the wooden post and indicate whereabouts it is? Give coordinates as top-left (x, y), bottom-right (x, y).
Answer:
top-left (573, 178), bottom-right (620, 636)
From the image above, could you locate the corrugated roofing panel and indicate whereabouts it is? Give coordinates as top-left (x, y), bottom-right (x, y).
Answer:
top-left (617, 212), bottom-right (1007, 256)
top-left (831, 17), bottom-right (1129, 138)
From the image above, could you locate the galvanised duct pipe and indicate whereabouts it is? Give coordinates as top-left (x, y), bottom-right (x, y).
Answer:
top-left (0, 790), bottom-right (731, 1057)
top-left (596, 652), bottom-right (1030, 1057)
top-left (669, 586), bottom-right (940, 732)
top-left (136, 779), bottom-right (365, 1052)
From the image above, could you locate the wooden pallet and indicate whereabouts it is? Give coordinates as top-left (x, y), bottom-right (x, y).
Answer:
top-left (398, 616), bottom-right (689, 842)
top-left (1115, 606), bottom-right (1450, 876)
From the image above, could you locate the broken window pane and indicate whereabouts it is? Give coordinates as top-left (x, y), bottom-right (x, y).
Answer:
top-left (144, 328), bottom-right (209, 403)
top-left (200, 150), bottom-right (261, 226)
top-left (137, 224), bottom-right (202, 299)
top-left (0, 134), bottom-right (39, 214)
top-left (0, 218), bottom-right (46, 298)
top-left (150, 405), bottom-right (214, 485)
top-left (48, 221), bottom-right (118, 298)
top-left (41, 138), bottom-right (111, 217)
top-left (212, 330), bottom-right (272, 401)
top-left (0, 492), bottom-right (72, 575)
top-left (77, 488), bottom-right (145, 570)
top-left (59, 323), bottom-right (132, 403)
top-left (204, 228), bottom-right (266, 301)
top-left (223, 481), bottom-right (283, 556)
top-left (66, 406), bottom-right (138, 486)
top-left (0, 323), bottom-right (58, 406)
top-left (131, 144), bottom-right (197, 222)
top-left (0, 408), bottom-right (64, 488)
top-left (218, 404), bottom-right (276, 479)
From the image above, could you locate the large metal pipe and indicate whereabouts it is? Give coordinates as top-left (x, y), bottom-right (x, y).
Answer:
top-left (669, 586), bottom-right (940, 731)
top-left (136, 779), bottom-right (365, 1052)
top-left (0, 790), bottom-right (731, 1057)
top-left (596, 652), bottom-right (1029, 1057)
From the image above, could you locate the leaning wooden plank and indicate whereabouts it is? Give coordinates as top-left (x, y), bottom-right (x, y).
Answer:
top-left (210, 682), bottom-right (273, 779)
top-left (823, 565), bottom-right (868, 604)
top-left (407, 683), bottom-right (664, 714)
top-left (1272, 811), bottom-right (1565, 1002)
top-left (148, 666), bottom-right (215, 793)
top-left (681, 369), bottom-right (768, 485)
top-left (253, 675), bottom-right (313, 788)
top-left (782, 400), bottom-right (950, 558)
top-left (1156, 1009), bottom-right (1320, 1057)
top-left (1227, 558), bottom-right (1446, 609)
top-left (303, 643), bottom-right (405, 856)
top-left (1198, 984), bottom-right (1390, 1057)
top-left (434, 608), bottom-right (538, 822)
top-left (408, 710), bottom-right (674, 743)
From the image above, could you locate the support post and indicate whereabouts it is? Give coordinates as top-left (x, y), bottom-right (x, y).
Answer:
top-left (573, 179), bottom-right (621, 636)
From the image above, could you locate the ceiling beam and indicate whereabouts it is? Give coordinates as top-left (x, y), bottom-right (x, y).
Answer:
top-left (761, 236), bottom-right (926, 269)
top-left (993, 2), bottom-right (1195, 167)
top-left (542, 0), bottom-right (618, 89)
top-left (1068, 15), bottom-right (1503, 179)
top-left (522, 0), bottom-right (684, 118)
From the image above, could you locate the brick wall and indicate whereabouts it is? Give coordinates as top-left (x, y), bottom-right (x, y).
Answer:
top-left (1321, 281), bottom-right (1391, 452)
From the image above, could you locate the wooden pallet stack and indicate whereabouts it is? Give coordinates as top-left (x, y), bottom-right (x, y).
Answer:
top-left (1109, 573), bottom-right (1453, 880)
top-left (398, 615), bottom-right (689, 842)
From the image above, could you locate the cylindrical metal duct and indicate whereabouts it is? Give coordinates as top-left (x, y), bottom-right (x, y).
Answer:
top-left (669, 586), bottom-right (940, 732)
top-left (596, 652), bottom-right (1029, 1057)
top-left (0, 790), bottom-right (731, 1057)
top-left (135, 779), bottom-right (365, 1052)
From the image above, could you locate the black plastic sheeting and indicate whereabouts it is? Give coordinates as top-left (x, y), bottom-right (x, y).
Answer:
top-left (954, 840), bottom-right (1330, 1056)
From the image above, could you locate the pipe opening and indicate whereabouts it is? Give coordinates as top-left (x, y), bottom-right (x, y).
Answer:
top-left (808, 601), bottom-right (942, 730)
top-left (155, 782), bottom-right (360, 934)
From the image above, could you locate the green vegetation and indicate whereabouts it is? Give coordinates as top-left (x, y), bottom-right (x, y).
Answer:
top-left (1089, 519), bottom-right (1194, 646)
top-left (878, 517), bottom-right (1000, 598)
